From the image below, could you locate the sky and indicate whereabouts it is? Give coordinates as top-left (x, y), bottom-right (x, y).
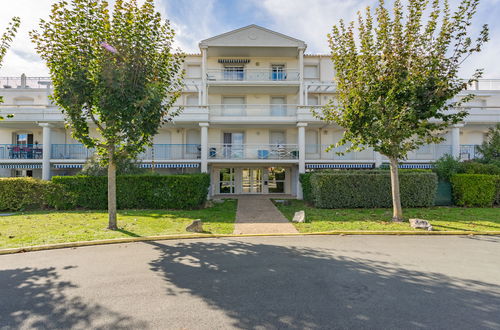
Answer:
top-left (1, 0), bottom-right (499, 78)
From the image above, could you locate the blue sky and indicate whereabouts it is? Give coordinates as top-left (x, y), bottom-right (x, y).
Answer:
top-left (1, 0), bottom-right (500, 77)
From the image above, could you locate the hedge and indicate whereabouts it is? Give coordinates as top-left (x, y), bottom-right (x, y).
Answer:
top-left (0, 178), bottom-right (52, 211)
top-left (299, 172), bottom-right (314, 203)
top-left (307, 170), bottom-right (437, 208)
top-left (451, 174), bottom-right (500, 207)
top-left (51, 174), bottom-right (210, 210)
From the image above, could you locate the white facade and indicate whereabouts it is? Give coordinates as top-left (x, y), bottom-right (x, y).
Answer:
top-left (1, 25), bottom-right (499, 197)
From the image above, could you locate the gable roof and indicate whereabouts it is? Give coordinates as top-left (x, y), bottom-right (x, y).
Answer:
top-left (199, 24), bottom-right (307, 49)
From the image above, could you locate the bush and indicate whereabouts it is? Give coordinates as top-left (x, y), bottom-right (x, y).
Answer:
top-left (460, 161), bottom-right (500, 175)
top-left (81, 156), bottom-right (147, 176)
top-left (433, 155), bottom-right (462, 182)
top-left (299, 172), bottom-right (314, 203)
top-left (451, 174), bottom-right (500, 207)
top-left (52, 173), bottom-right (210, 209)
top-left (0, 178), bottom-right (51, 211)
top-left (309, 170), bottom-right (437, 208)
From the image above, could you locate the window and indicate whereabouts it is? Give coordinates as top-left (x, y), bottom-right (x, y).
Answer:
top-left (305, 130), bottom-right (319, 154)
top-left (223, 132), bottom-right (244, 158)
top-left (270, 131), bottom-right (286, 145)
top-left (224, 66), bottom-right (244, 80)
top-left (268, 167), bottom-right (286, 193)
top-left (219, 168), bottom-right (235, 193)
top-left (186, 95), bottom-right (199, 106)
top-left (222, 97), bottom-right (245, 116)
top-left (16, 133), bottom-right (33, 145)
top-left (307, 95), bottom-right (319, 106)
top-left (304, 65), bottom-right (319, 79)
top-left (271, 64), bottom-right (286, 81)
top-left (271, 97), bottom-right (286, 116)
top-left (186, 65), bottom-right (201, 78)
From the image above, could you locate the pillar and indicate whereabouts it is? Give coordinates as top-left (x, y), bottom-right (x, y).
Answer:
top-left (201, 46), bottom-right (208, 105)
top-left (39, 123), bottom-right (52, 180)
top-left (451, 125), bottom-right (462, 159)
top-left (297, 122), bottom-right (307, 199)
top-left (200, 123), bottom-right (209, 173)
top-left (298, 47), bottom-right (305, 105)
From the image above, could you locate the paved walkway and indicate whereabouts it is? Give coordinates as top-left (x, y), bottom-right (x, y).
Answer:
top-left (233, 195), bottom-right (299, 234)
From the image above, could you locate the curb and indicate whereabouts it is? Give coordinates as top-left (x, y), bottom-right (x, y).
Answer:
top-left (1, 230), bottom-right (499, 255)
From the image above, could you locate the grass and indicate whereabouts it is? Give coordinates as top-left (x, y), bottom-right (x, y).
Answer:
top-left (274, 200), bottom-right (500, 233)
top-left (0, 199), bottom-right (237, 249)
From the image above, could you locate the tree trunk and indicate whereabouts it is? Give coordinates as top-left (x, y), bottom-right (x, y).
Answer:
top-left (107, 149), bottom-right (117, 230)
top-left (389, 156), bottom-right (404, 222)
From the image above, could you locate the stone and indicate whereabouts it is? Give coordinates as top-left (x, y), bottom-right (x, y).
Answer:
top-left (409, 218), bottom-right (433, 231)
top-left (186, 219), bottom-right (204, 233)
top-left (292, 210), bottom-right (306, 223)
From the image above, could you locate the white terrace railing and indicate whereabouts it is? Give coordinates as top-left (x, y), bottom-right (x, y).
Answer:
top-left (0, 76), bottom-right (52, 89)
top-left (209, 104), bottom-right (297, 117)
top-left (208, 144), bottom-right (299, 160)
top-left (206, 69), bottom-right (300, 82)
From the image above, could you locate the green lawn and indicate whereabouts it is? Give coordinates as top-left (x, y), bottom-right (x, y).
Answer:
top-left (0, 199), bottom-right (237, 249)
top-left (274, 200), bottom-right (500, 232)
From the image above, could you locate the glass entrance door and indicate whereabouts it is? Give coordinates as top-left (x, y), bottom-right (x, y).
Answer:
top-left (242, 168), bottom-right (263, 193)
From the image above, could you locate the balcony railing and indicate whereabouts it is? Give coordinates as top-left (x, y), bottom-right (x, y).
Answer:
top-left (0, 76), bottom-right (52, 89)
top-left (208, 144), bottom-right (299, 160)
top-left (305, 145), bottom-right (375, 161)
top-left (139, 144), bottom-right (201, 160)
top-left (0, 144), bottom-right (43, 159)
top-left (51, 144), bottom-right (94, 159)
top-left (460, 144), bottom-right (481, 160)
top-left (463, 79), bottom-right (500, 91)
top-left (209, 104), bottom-right (297, 117)
top-left (206, 69), bottom-right (300, 82)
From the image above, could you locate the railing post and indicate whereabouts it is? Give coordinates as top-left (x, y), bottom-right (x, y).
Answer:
top-left (200, 123), bottom-right (209, 173)
top-left (39, 123), bottom-right (52, 180)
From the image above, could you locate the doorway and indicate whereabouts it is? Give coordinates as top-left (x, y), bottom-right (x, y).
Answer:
top-left (214, 167), bottom-right (289, 195)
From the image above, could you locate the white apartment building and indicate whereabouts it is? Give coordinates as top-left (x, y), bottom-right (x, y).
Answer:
top-left (0, 25), bottom-right (499, 198)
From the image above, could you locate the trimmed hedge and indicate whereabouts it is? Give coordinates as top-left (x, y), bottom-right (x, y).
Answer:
top-left (51, 174), bottom-right (210, 210)
top-left (299, 172), bottom-right (314, 203)
top-left (451, 174), bottom-right (500, 207)
top-left (0, 178), bottom-right (51, 211)
top-left (307, 170), bottom-right (437, 208)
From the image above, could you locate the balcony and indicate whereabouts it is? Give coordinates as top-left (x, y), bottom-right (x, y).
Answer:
top-left (51, 144), bottom-right (94, 159)
top-left (305, 145), bottom-right (375, 161)
top-left (208, 144), bottom-right (299, 160)
top-left (405, 145), bottom-right (452, 161)
top-left (0, 76), bottom-right (52, 89)
top-left (209, 104), bottom-right (297, 117)
top-left (139, 144), bottom-right (201, 160)
top-left (206, 69), bottom-right (299, 82)
top-left (0, 144), bottom-right (43, 159)
top-left (460, 144), bottom-right (481, 160)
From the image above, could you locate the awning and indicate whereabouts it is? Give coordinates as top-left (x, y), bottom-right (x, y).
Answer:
top-left (139, 163), bottom-right (200, 169)
top-left (218, 59), bottom-right (250, 64)
top-left (0, 164), bottom-right (42, 169)
top-left (399, 164), bottom-right (433, 169)
top-left (53, 164), bottom-right (83, 169)
top-left (306, 164), bottom-right (374, 169)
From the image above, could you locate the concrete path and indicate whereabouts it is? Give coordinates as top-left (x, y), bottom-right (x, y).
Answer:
top-left (1, 236), bottom-right (500, 329)
top-left (233, 195), bottom-right (299, 234)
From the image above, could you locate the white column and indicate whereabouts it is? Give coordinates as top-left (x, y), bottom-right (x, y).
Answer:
top-left (451, 125), bottom-right (462, 159)
top-left (39, 123), bottom-right (52, 180)
top-left (201, 47), bottom-right (208, 105)
top-left (297, 122), bottom-right (307, 199)
top-left (298, 47), bottom-right (305, 105)
top-left (200, 123), bottom-right (209, 173)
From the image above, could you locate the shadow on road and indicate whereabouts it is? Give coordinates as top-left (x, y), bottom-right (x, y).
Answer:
top-left (148, 239), bottom-right (500, 329)
top-left (0, 266), bottom-right (147, 329)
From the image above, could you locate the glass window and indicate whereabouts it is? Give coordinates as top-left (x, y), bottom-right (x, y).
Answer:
top-left (304, 65), bottom-right (319, 79)
top-left (219, 168), bottom-right (235, 194)
top-left (268, 167), bottom-right (286, 193)
top-left (186, 65), bottom-right (201, 78)
top-left (224, 66), bottom-right (244, 80)
top-left (271, 65), bottom-right (286, 81)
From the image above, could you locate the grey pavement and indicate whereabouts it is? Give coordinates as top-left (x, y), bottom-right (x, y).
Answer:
top-left (233, 195), bottom-right (298, 234)
top-left (1, 235), bottom-right (500, 329)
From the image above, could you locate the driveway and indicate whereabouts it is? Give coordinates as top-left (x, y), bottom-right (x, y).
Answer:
top-left (1, 236), bottom-right (499, 329)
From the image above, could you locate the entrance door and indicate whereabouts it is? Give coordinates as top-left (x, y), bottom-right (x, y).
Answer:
top-left (242, 168), bottom-right (263, 193)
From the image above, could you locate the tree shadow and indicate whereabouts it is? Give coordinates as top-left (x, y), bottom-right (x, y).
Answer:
top-left (0, 266), bottom-right (147, 329)
top-left (148, 239), bottom-right (500, 329)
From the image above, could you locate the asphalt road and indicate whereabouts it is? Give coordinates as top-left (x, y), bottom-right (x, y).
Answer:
top-left (1, 235), bottom-right (499, 330)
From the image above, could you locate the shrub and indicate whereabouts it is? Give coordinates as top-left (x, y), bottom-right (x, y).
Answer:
top-left (81, 156), bottom-right (147, 176)
top-left (451, 174), bottom-right (500, 207)
top-left (309, 170), bottom-right (437, 208)
top-left (433, 155), bottom-right (462, 182)
top-left (477, 123), bottom-right (500, 164)
top-left (299, 172), bottom-right (314, 203)
top-left (52, 174), bottom-right (210, 209)
top-left (459, 161), bottom-right (500, 175)
top-left (0, 178), bottom-right (51, 211)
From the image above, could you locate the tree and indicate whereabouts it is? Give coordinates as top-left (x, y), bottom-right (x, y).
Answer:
top-left (31, 0), bottom-right (184, 229)
top-left (0, 17), bottom-right (20, 120)
top-left (322, 0), bottom-right (488, 221)
top-left (477, 123), bottom-right (500, 164)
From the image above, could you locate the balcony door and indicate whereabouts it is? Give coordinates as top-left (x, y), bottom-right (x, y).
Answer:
top-left (271, 97), bottom-right (286, 116)
top-left (222, 97), bottom-right (245, 116)
top-left (223, 132), bottom-right (244, 159)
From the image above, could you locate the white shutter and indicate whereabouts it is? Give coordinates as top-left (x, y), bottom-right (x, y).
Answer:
top-left (186, 65), bottom-right (201, 78)
top-left (304, 65), bottom-right (318, 79)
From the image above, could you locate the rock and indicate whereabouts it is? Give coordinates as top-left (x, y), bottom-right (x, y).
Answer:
top-left (186, 219), bottom-right (204, 233)
top-left (409, 218), bottom-right (433, 231)
top-left (292, 210), bottom-right (306, 223)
